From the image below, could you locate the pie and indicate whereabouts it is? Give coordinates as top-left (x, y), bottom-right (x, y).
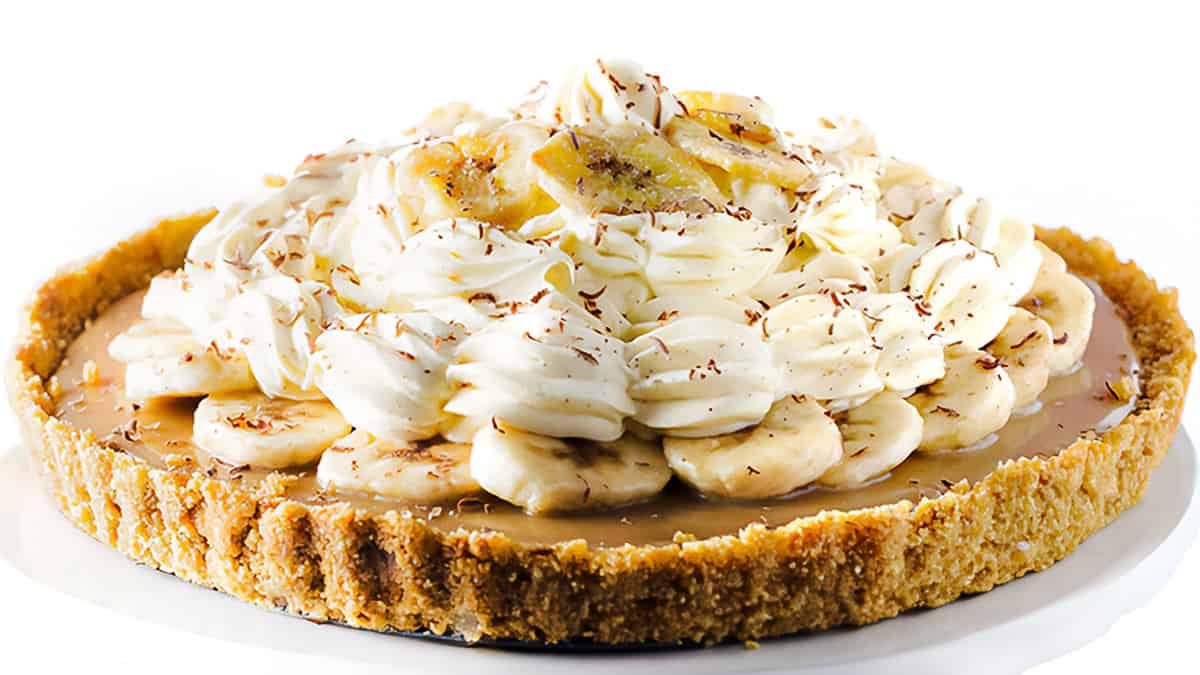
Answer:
top-left (7, 59), bottom-right (1193, 646)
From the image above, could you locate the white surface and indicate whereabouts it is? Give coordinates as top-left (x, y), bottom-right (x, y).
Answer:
top-left (1, 2), bottom-right (1197, 674)
top-left (0, 432), bottom-right (1195, 675)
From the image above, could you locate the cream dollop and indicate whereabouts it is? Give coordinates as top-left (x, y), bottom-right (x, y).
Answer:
top-left (641, 211), bottom-right (784, 297)
top-left (226, 275), bottom-right (343, 399)
top-left (444, 304), bottom-right (635, 441)
top-left (536, 59), bottom-right (682, 132)
top-left (313, 312), bottom-right (461, 442)
top-left (627, 297), bottom-right (777, 437)
top-left (902, 193), bottom-right (1041, 303)
top-left (764, 294), bottom-right (884, 407)
top-left (390, 218), bottom-right (574, 330)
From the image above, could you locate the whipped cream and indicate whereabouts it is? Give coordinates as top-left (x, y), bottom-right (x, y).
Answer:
top-left (110, 58), bottom-right (1098, 501)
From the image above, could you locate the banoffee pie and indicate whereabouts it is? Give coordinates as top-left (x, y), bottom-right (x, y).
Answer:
top-left (8, 59), bottom-right (1193, 645)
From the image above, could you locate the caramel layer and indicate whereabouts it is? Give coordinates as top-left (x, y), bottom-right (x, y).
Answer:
top-left (53, 282), bottom-right (1137, 546)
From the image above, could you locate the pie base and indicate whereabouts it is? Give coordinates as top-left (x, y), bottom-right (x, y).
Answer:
top-left (7, 210), bottom-right (1194, 645)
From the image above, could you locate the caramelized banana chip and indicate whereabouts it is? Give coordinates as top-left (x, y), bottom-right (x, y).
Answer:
top-left (666, 117), bottom-right (812, 189)
top-left (674, 91), bottom-right (782, 147)
top-left (397, 121), bottom-right (558, 229)
top-left (530, 122), bottom-right (725, 213)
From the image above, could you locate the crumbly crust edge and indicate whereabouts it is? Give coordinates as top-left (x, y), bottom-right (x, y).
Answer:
top-left (6, 211), bottom-right (1194, 645)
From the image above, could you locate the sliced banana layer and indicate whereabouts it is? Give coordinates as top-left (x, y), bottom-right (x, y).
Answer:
top-left (665, 396), bottom-right (842, 499)
top-left (909, 345), bottom-right (1016, 453)
top-left (109, 318), bottom-right (255, 400)
top-left (193, 392), bottom-right (351, 469)
top-left (317, 430), bottom-right (479, 503)
top-left (470, 424), bottom-right (671, 514)
top-left (986, 308), bottom-right (1053, 409)
top-left (531, 122), bottom-right (724, 214)
top-left (819, 392), bottom-right (923, 487)
top-left (1019, 243), bottom-right (1095, 376)
top-left (395, 120), bottom-right (557, 229)
top-left (665, 116), bottom-right (811, 189)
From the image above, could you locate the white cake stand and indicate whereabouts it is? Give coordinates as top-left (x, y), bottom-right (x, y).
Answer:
top-left (1, 431), bottom-right (1195, 675)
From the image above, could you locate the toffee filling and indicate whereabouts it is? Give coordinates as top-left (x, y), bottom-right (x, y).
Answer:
top-left (53, 281), bottom-right (1138, 547)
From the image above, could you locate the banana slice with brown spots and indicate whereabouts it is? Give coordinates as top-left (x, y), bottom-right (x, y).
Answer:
top-left (674, 91), bottom-right (783, 147)
top-left (665, 117), bottom-right (812, 189)
top-left (986, 308), bottom-right (1053, 409)
top-left (819, 392), bottom-right (923, 487)
top-left (1019, 243), bottom-right (1095, 375)
top-left (109, 318), bottom-right (256, 400)
top-left (193, 392), bottom-right (351, 469)
top-left (396, 120), bottom-right (558, 229)
top-left (530, 122), bottom-right (724, 213)
top-left (909, 345), bottom-right (1016, 453)
top-left (469, 423), bottom-right (671, 514)
top-left (317, 430), bottom-right (479, 503)
top-left (664, 396), bottom-right (842, 499)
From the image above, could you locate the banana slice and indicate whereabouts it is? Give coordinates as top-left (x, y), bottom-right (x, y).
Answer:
top-left (818, 392), bottom-right (923, 487)
top-left (1019, 243), bottom-right (1095, 375)
top-left (674, 91), bottom-right (782, 147)
top-left (469, 423), bottom-right (671, 514)
top-left (396, 120), bottom-right (558, 229)
top-left (193, 392), bottom-right (351, 469)
top-left (316, 430), bottom-right (479, 502)
top-left (986, 308), bottom-right (1053, 409)
top-left (665, 117), bottom-right (812, 189)
top-left (664, 396), bottom-right (842, 499)
top-left (109, 318), bottom-right (255, 400)
top-left (531, 122), bottom-right (724, 213)
top-left (909, 345), bottom-right (1016, 453)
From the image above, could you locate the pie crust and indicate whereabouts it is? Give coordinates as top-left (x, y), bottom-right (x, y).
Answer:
top-left (7, 209), bottom-right (1193, 645)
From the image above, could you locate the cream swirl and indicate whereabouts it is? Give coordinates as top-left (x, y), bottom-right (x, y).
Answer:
top-left (901, 193), bottom-right (1041, 303)
top-left (225, 275), bottom-right (343, 400)
top-left (751, 250), bottom-right (877, 309)
top-left (313, 312), bottom-right (461, 442)
top-left (444, 305), bottom-right (635, 441)
top-left (627, 297), bottom-right (776, 437)
top-left (764, 294), bottom-right (884, 406)
top-left (641, 211), bottom-right (785, 296)
top-left (536, 59), bottom-right (682, 132)
top-left (877, 239), bottom-right (1011, 349)
top-left (390, 218), bottom-right (574, 330)
top-left (796, 178), bottom-right (900, 260)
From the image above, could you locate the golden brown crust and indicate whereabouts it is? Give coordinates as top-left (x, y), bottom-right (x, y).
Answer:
top-left (6, 214), bottom-right (1194, 645)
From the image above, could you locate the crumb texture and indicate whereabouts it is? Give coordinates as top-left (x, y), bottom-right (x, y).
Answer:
top-left (7, 215), bottom-right (1193, 644)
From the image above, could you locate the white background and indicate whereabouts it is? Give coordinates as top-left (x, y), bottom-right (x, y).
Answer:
top-left (1, 1), bottom-right (1196, 673)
